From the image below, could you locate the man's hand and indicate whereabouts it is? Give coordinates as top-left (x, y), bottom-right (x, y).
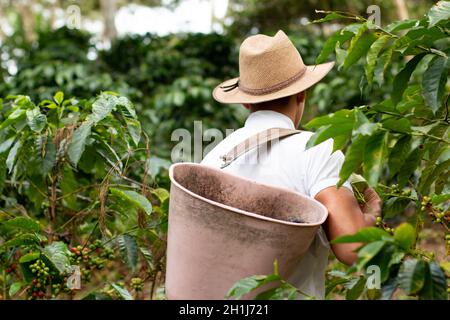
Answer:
top-left (358, 186), bottom-right (382, 227)
top-left (349, 174), bottom-right (382, 227)
top-left (359, 186), bottom-right (382, 217)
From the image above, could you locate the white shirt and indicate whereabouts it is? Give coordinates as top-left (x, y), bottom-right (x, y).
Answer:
top-left (201, 110), bottom-right (352, 299)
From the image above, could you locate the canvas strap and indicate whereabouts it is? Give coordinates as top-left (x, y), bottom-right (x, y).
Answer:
top-left (220, 127), bottom-right (303, 168)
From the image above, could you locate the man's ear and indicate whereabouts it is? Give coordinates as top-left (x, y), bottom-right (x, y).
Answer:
top-left (296, 91), bottom-right (306, 105)
top-left (243, 103), bottom-right (251, 109)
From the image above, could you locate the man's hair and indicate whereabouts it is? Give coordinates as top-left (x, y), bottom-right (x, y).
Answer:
top-left (251, 95), bottom-right (292, 109)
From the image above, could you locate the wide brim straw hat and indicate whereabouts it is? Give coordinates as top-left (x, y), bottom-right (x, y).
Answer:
top-left (213, 30), bottom-right (335, 104)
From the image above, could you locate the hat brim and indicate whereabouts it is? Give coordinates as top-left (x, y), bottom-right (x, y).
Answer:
top-left (212, 61), bottom-right (335, 104)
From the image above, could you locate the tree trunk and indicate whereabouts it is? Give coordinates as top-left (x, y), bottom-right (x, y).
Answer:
top-left (15, 0), bottom-right (37, 42)
top-left (49, 0), bottom-right (60, 30)
top-left (394, 0), bottom-right (409, 20)
top-left (100, 0), bottom-right (118, 42)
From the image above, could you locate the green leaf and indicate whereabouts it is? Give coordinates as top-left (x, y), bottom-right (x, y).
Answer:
top-left (305, 109), bottom-right (355, 129)
top-left (139, 247), bottom-right (154, 270)
top-left (427, 0), bottom-right (450, 27)
top-left (383, 197), bottom-right (411, 218)
top-left (363, 131), bottom-right (387, 186)
top-left (151, 188), bottom-right (170, 203)
top-left (388, 250), bottom-right (406, 268)
top-left (6, 139), bottom-right (21, 173)
top-left (109, 188), bottom-right (152, 215)
top-left (419, 261), bottom-right (447, 300)
top-left (388, 135), bottom-right (412, 177)
top-left (254, 283), bottom-right (298, 300)
top-left (0, 108), bottom-right (26, 130)
top-left (392, 53), bottom-right (426, 104)
top-left (60, 165), bottom-right (80, 210)
top-left (95, 139), bottom-right (123, 172)
top-left (125, 118), bottom-right (141, 146)
top-left (111, 283), bottom-right (134, 300)
top-left (345, 276), bottom-right (366, 300)
top-left (117, 96), bottom-right (136, 118)
top-left (398, 259), bottom-right (427, 295)
top-left (9, 282), bottom-right (23, 297)
top-left (306, 124), bottom-right (352, 149)
top-left (2, 233), bottom-right (40, 247)
top-left (67, 121), bottom-right (92, 166)
top-left (431, 193), bottom-right (450, 205)
top-left (422, 56), bottom-right (449, 114)
top-left (147, 156), bottom-right (171, 178)
top-left (397, 147), bottom-right (424, 188)
top-left (393, 223), bottom-right (415, 250)
top-left (332, 227), bottom-right (392, 244)
top-left (382, 118), bottom-right (411, 133)
top-left (366, 288), bottom-right (382, 300)
top-left (365, 35), bottom-right (391, 85)
top-left (419, 158), bottom-right (450, 194)
top-left (0, 137), bottom-right (15, 154)
top-left (26, 108), bottom-right (47, 132)
top-left (53, 91), bottom-right (64, 105)
top-left (117, 234), bottom-right (138, 271)
top-left (313, 12), bottom-right (349, 23)
top-left (226, 274), bottom-right (281, 300)
top-left (315, 30), bottom-right (354, 64)
top-left (90, 94), bottom-right (117, 123)
top-left (19, 252), bottom-right (40, 263)
top-left (40, 137), bottom-right (56, 176)
top-left (356, 241), bottom-right (386, 270)
top-left (338, 134), bottom-right (368, 186)
top-left (42, 242), bottom-right (71, 274)
top-left (3, 217), bottom-right (40, 233)
top-left (386, 19), bottom-right (418, 32)
top-left (368, 244), bottom-right (399, 283)
top-left (326, 277), bottom-right (351, 297)
top-left (344, 32), bottom-right (376, 70)
top-left (82, 291), bottom-right (113, 300)
top-left (353, 109), bottom-right (379, 137)
top-left (381, 276), bottom-right (398, 300)
top-left (0, 154), bottom-right (5, 194)
top-left (374, 47), bottom-right (393, 85)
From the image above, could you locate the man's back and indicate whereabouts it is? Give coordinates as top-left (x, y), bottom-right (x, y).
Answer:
top-left (201, 110), bottom-right (353, 298)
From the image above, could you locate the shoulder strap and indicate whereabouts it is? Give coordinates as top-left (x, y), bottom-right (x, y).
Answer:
top-left (220, 127), bottom-right (303, 168)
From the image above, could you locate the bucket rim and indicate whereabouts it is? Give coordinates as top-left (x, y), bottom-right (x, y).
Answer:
top-left (169, 162), bottom-right (328, 227)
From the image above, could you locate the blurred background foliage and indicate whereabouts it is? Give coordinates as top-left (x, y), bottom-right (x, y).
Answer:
top-left (0, 0), bottom-right (434, 159)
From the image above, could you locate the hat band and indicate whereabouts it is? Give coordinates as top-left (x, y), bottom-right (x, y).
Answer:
top-left (220, 67), bottom-right (307, 96)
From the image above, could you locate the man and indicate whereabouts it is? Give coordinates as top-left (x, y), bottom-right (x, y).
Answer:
top-left (201, 30), bottom-right (381, 299)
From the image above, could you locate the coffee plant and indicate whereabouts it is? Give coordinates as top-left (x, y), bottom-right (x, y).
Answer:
top-left (229, 1), bottom-right (449, 300)
top-left (0, 91), bottom-right (169, 299)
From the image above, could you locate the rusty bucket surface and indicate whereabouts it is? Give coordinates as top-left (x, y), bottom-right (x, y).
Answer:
top-left (166, 163), bottom-right (328, 300)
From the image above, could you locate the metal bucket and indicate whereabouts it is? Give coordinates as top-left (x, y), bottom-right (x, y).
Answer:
top-left (166, 163), bottom-right (328, 300)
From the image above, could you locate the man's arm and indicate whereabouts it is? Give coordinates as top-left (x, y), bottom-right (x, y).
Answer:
top-left (314, 185), bottom-right (379, 266)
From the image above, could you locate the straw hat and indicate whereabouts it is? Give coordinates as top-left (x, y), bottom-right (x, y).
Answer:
top-left (213, 30), bottom-right (335, 104)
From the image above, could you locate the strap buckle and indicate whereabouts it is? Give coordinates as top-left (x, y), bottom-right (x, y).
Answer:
top-left (220, 155), bottom-right (232, 169)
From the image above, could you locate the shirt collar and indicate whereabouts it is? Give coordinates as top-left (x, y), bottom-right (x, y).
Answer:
top-left (244, 110), bottom-right (295, 130)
